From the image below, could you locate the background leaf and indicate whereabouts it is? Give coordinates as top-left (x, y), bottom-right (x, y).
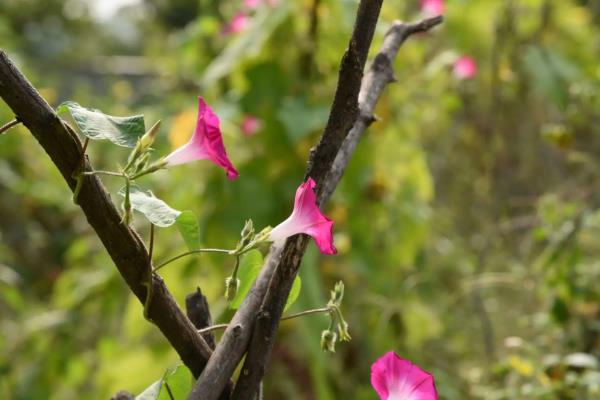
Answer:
top-left (57, 101), bottom-right (145, 148)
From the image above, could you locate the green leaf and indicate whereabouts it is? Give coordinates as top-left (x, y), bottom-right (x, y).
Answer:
top-left (277, 97), bottom-right (329, 142)
top-left (284, 276), bottom-right (302, 312)
top-left (176, 210), bottom-right (201, 251)
top-left (199, 5), bottom-right (290, 88)
top-left (57, 101), bottom-right (145, 148)
top-left (157, 365), bottom-right (193, 400)
top-left (136, 365), bottom-right (193, 400)
top-left (119, 185), bottom-right (181, 227)
top-left (229, 250), bottom-right (263, 309)
top-left (136, 380), bottom-right (162, 400)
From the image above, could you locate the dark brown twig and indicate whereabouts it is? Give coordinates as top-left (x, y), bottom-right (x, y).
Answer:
top-left (0, 51), bottom-right (214, 377)
top-left (232, 14), bottom-right (444, 399)
top-left (186, 287), bottom-right (217, 349)
top-left (0, 118), bottom-right (20, 135)
top-left (188, 1), bottom-right (384, 399)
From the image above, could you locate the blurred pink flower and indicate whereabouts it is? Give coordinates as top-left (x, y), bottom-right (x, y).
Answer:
top-left (241, 115), bottom-right (261, 136)
top-left (244, 0), bottom-right (262, 9)
top-left (371, 352), bottom-right (438, 400)
top-left (164, 97), bottom-right (239, 180)
top-left (453, 56), bottom-right (477, 79)
top-left (421, 0), bottom-right (444, 15)
top-left (269, 177), bottom-right (336, 255)
top-left (225, 12), bottom-right (249, 34)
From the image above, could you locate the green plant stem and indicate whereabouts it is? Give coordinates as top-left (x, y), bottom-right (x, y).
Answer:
top-left (83, 170), bottom-right (125, 178)
top-left (231, 255), bottom-right (241, 279)
top-left (153, 248), bottom-right (232, 272)
top-left (197, 307), bottom-right (331, 334)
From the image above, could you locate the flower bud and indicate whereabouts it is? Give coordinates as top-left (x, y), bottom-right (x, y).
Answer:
top-left (320, 330), bottom-right (337, 353)
top-left (338, 319), bottom-right (351, 342)
top-left (139, 120), bottom-right (161, 149)
top-left (224, 277), bottom-right (240, 302)
top-left (330, 281), bottom-right (345, 306)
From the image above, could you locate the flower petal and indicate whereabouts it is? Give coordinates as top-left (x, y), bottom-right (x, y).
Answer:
top-left (453, 56), bottom-right (477, 80)
top-left (421, 0), bottom-right (444, 15)
top-left (164, 97), bottom-right (239, 180)
top-left (371, 352), bottom-right (438, 400)
top-left (269, 177), bottom-right (336, 254)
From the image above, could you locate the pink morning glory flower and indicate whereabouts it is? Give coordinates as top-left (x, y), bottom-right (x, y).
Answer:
top-left (224, 12), bottom-right (249, 34)
top-left (244, 0), bottom-right (262, 9)
top-left (421, 0), bottom-right (444, 15)
top-left (453, 56), bottom-right (477, 80)
top-left (164, 97), bottom-right (239, 180)
top-left (371, 352), bottom-right (438, 400)
top-left (269, 177), bottom-right (336, 255)
top-left (241, 115), bottom-right (261, 136)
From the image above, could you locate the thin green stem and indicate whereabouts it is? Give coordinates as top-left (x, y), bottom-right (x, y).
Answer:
top-left (197, 307), bottom-right (331, 334)
top-left (231, 255), bottom-right (241, 279)
top-left (153, 248), bottom-right (232, 272)
top-left (83, 170), bottom-right (125, 178)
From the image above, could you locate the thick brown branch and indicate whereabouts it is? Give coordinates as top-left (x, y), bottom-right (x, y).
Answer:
top-left (231, 15), bottom-right (443, 399)
top-left (187, 1), bottom-right (383, 400)
top-left (0, 51), bottom-right (213, 377)
top-left (321, 15), bottom-right (444, 202)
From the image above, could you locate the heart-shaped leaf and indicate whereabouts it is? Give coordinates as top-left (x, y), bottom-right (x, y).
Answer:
top-left (229, 250), bottom-right (263, 309)
top-left (176, 210), bottom-right (201, 250)
top-left (58, 101), bottom-right (145, 148)
top-left (119, 185), bottom-right (181, 227)
top-left (136, 365), bottom-right (193, 400)
top-left (284, 276), bottom-right (302, 312)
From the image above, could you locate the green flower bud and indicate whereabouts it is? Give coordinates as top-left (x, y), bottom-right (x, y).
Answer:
top-left (224, 277), bottom-right (240, 302)
top-left (338, 319), bottom-right (351, 342)
top-left (139, 120), bottom-right (161, 149)
top-left (330, 281), bottom-right (345, 306)
top-left (320, 330), bottom-right (337, 353)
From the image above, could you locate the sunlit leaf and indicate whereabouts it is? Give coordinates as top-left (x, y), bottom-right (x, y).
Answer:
top-left (284, 276), bottom-right (301, 312)
top-left (57, 101), bottom-right (145, 148)
top-left (119, 185), bottom-right (181, 227)
top-left (136, 380), bottom-right (162, 400)
top-left (229, 250), bottom-right (263, 309)
top-left (157, 365), bottom-right (193, 400)
top-left (175, 210), bottom-right (201, 251)
top-left (136, 365), bottom-right (193, 400)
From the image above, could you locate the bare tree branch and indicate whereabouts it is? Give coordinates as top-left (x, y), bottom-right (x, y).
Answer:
top-left (187, 1), bottom-right (383, 399)
top-left (231, 15), bottom-right (444, 399)
top-left (186, 287), bottom-right (217, 349)
top-left (0, 51), bottom-right (214, 377)
top-left (321, 15), bottom-right (444, 202)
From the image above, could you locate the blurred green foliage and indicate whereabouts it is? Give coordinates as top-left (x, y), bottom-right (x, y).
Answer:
top-left (2, 0), bottom-right (600, 399)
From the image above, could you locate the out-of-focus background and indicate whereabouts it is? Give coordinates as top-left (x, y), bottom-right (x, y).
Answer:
top-left (2, 0), bottom-right (600, 398)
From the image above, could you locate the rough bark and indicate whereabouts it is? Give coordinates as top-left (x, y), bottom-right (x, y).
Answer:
top-left (187, 1), bottom-right (384, 399)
